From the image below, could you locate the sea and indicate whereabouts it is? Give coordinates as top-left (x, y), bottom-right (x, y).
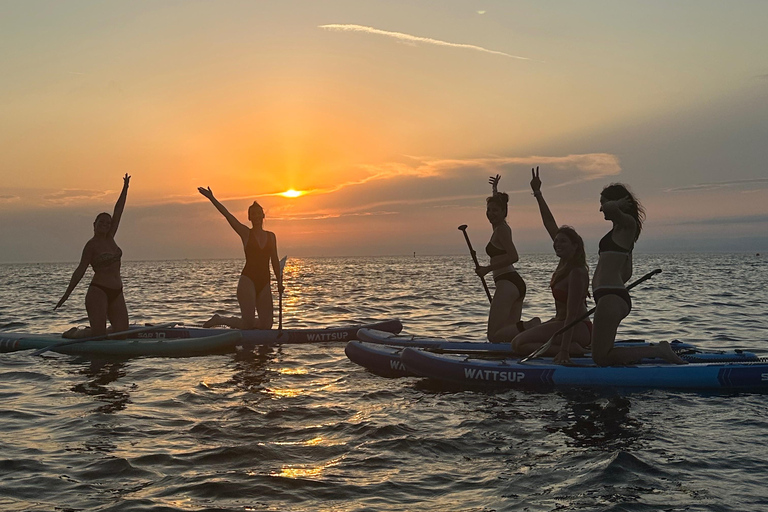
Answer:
top-left (1, 253), bottom-right (767, 512)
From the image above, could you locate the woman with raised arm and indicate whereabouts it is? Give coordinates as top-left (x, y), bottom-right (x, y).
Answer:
top-left (55, 174), bottom-right (131, 338)
top-left (198, 187), bottom-right (283, 330)
top-left (475, 174), bottom-right (539, 343)
top-left (512, 167), bottom-right (592, 362)
top-left (586, 183), bottom-right (685, 366)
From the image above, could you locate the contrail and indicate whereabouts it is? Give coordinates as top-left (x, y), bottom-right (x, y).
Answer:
top-left (320, 24), bottom-right (530, 60)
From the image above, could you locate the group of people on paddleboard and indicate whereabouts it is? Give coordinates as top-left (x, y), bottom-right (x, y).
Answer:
top-left (479, 168), bottom-right (685, 365)
top-left (54, 169), bottom-right (685, 366)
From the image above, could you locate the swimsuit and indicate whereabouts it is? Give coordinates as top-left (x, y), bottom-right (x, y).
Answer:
top-left (90, 248), bottom-right (124, 304)
top-left (593, 287), bottom-right (632, 312)
top-left (485, 239), bottom-right (525, 297)
top-left (92, 248), bottom-right (122, 271)
top-left (594, 228), bottom-right (634, 311)
top-left (88, 283), bottom-right (124, 304)
top-left (242, 230), bottom-right (272, 294)
top-left (552, 277), bottom-right (592, 334)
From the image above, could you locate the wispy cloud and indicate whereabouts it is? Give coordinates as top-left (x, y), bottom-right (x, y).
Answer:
top-left (43, 189), bottom-right (111, 205)
top-left (666, 178), bottom-right (768, 192)
top-left (319, 24), bottom-right (530, 60)
top-left (0, 195), bottom-right (19, 202)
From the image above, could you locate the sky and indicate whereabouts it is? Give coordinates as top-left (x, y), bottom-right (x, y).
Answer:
top-left (1, 0), bottom-right (767, 263)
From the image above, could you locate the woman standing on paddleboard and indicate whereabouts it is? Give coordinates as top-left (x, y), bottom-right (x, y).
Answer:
top-left (198, 187), bottom-right (283, 330)
top-left (586, 183), bottom-right (685, 366)
top-left (512, 167), bottom-right (592, 359)
top-left (55, 174), bottom-right (131, 338)
top-left (475, 174), bottom-right (540, 342)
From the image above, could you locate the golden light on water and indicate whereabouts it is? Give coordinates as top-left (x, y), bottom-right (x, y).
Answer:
top-left (280, 189), bottom-right (305, 198)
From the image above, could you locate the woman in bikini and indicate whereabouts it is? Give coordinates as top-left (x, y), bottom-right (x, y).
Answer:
top-left (475, 174), bottom-right (539, 343)
top-left (586, 183), bottom-right (685, 366)
top-left (55, 174), bottom-right (131, 338)
top-left (198, 187), bottom-right (283, 330)
top-left (512, 167), bottom-right (592, 361)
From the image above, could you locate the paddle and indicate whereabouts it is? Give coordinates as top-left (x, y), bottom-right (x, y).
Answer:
top-left (31, 322), bottom-right (178, 356)
top-left (519, 268), bottom-right (662, 363)
top-left (458, 225), bottom-right (493, 304)
top-left (277, 255), bottom-right (287, 338)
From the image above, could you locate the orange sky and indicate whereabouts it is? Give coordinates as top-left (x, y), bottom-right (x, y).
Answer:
top-left (1, 2), bottom-right (767, 262)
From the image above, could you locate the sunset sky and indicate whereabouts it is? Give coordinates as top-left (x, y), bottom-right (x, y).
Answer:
top-left (1, 1), bottom-right (767, 263)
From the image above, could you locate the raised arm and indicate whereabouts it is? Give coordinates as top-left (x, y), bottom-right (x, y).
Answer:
top-left (530, 167), bottom-right (558, 240)
top-left (108, 174), bottom-right (130, 237)
top-left (54, 243), bottom-right (92, 310)
top-left (198, 187), bottom-right (250, 240)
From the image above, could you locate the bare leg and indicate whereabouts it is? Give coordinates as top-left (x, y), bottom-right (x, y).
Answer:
top-left (254, 284), bottom-right (274, 330)
top-left (487, 281), bottom-right (520, 343)
top-left (107, 291), bottom-right (129, 335)
top-left (512, 320), bottom-right (590, 356)
top-left (591, 295), bottom-right (686, 366)
top-left (203, 276), bottom-right (258, 329)
top-left (85, 285), bottom-right (109, 337)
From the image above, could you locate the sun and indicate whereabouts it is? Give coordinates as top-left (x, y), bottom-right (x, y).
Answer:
top-left (281, 189), bottom-right (305, 198)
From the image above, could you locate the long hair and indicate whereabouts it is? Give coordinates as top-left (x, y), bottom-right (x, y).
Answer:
top-left (601, 183), bottom-right (645, 241)
top-left (551, 225), bottom-right (589, 287)
top-left (486, 192), bottom-right (509, 217)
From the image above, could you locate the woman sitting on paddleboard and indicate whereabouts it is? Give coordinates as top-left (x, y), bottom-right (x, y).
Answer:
top-left (55, 174), bottom-right (131, 338)
top-left (475, 174), bottom-right (540, 342)
top-left (198, 187), bottom-right (283, 329)
top-left (512, 167), bottom-right (592, 359)
top-left (586, 183), bottom-right (685, 366)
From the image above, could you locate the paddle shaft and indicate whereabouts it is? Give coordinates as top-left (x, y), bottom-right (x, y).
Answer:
top-left (458, 226), bottom-right (493, 304)
top-left (520, 268), bottom-right (662, 362)
top-left (31, 322), bottom-right (178, 356)
top-left (277, 256), bottom-right (287, 338)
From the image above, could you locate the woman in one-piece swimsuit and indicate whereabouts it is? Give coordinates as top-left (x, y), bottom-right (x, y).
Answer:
top-left (198, 187), bottom-right (283, 330)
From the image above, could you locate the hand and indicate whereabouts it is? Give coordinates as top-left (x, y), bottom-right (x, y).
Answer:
top-left (198, 186), bottom-right (214, 200)
top-left (123, 173), bottom-right (131, 187)
top-left (475, 265), bottom-right (489, 278)
top-left (553, 350), bottom-right (572, 365)
top-left (616, 195), bottom-right (632, 212)
top-left (488, 174), bottom-right (500, 194)
top-left (278, 282), bottom-right (285, 295)
top-left (530, 166), bottom-right (541, 194)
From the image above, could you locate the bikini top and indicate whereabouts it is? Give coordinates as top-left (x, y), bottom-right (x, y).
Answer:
top-left (551, 285), bottom-right (569, 303)
top-left (92, 247), bottom-right (122, 271)
top-left (598, 229), bottom-right (633, 255)
top-left (486, 241), bottom-right (506, 257)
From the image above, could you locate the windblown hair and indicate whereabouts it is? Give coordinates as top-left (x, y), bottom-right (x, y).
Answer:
top-left (601, 183), bottom-right (645, 241)
top-left (486, 192), bottom-right (509, 217)
top-left (551, 225), bottom-right (589, 288)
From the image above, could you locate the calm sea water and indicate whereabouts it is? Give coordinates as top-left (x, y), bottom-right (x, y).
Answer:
top-left (1, 254), bottom-right (767, 511)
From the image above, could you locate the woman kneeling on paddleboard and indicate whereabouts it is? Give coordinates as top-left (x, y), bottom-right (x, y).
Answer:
top-left (587, 183), bottom-right (685, 366)
top-left (199, 187), bottom-right (283, 330)
top-left (475, 174), bottom-right (540, 343)
top-left (55, 174), bottom-right (131, 338)
top-left (512, 167), bottom-right (592, 359)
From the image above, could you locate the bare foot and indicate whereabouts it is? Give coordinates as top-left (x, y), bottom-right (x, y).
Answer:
top-left (203, 314), bottom-right (221, 328)
top-left (62, 327), bottom-right (79, 339)
top-left (658, 340), bottom-right (688, 364)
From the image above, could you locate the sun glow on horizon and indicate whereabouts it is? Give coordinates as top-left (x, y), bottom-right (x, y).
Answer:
top-left (281, 189), bottom-right (306, 198)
